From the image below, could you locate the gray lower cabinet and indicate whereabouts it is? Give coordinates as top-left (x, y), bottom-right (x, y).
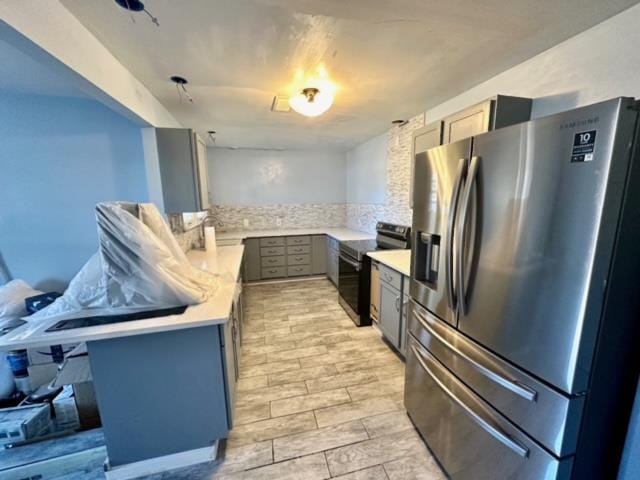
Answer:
top-left (221, 318), bottom-right (236, 428)
top-left (376, 265), bottom-right (410, 356)
top-left (311, 235), bottom-right (327, 274)
top-left (400, 292), bottom-right (409, 356)
top-left (243, 238), bottom-right (261, 282)
top-left (380, 282), bottom-right (402, 347)
top-left (327, 236), bottom-right (339, 286)
top-left (245, 234), bottom-right (331, 282)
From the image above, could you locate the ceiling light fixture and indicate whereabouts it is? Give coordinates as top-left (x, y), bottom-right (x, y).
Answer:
top-left (289, 87), bottom-right (334, 118)
top-left (114, 0), bottom-right (159, 26)
top-left (170, 76), bottom-right (193, 103)
top-left (391, 119), bottom-right (408, 127)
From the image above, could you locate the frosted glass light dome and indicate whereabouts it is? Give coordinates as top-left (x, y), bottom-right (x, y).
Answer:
top-left (289, 87), bottom-right (334, 117)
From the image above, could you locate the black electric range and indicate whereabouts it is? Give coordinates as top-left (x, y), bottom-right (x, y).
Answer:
top-left (338, 222), bottom-right (410, 326)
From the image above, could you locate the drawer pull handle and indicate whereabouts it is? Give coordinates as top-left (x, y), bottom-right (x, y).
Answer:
top-left (411, 344), bottom-right (530, 459)
top-left (413, 306), bottom-right (537, 402)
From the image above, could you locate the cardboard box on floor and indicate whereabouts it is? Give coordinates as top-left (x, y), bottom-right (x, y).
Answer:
top-left (51, 344), bottom-right (101, 430)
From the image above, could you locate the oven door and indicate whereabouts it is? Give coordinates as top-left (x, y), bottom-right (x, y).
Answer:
top-left (338, 252), bottom-right (360, 315)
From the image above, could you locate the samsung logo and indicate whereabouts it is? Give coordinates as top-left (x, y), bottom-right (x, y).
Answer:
top-left (560, 116), bottom-right (600, 130)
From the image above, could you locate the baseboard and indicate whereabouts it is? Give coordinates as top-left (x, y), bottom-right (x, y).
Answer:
top-left (104, 442), bottom-right (218, 480)
top-left (247, 275), bottom-right (327, 286)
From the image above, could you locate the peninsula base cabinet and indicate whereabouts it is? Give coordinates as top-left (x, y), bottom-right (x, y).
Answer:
top-left (243, 234), bottom-right (331, 282)
top-left (375, 264), bottom-right (410, 357)
top-left (88, 321), bottom-right (238, 469)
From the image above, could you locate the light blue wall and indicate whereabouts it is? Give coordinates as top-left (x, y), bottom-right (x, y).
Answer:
top-left (346, 133), bottom-right (387, 204)
top-left (0, 93), bottom-right (148, 291)
top-left (208, 148), bottom-right (346, 205)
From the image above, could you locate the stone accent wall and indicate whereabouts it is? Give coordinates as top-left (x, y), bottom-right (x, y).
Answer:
top-left (346, 113), bottom-right (425, 233)
top-left (209, 203), bottom-right (346, 232)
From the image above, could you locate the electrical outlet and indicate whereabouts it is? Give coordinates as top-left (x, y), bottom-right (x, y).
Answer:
top-left (276, 217), bottom-right (282, 227)
top-left (243, 218), bottom-right (249, 228)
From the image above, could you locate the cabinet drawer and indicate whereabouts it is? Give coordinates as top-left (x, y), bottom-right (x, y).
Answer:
top-left (380, 264), bottom-right (402, 290)
top-left (287, 265), bottom-right (311, 277)
top-left (287, 254), bottom-right (310, 266)
top-left (260, 237), bottom-right (285, 247)
top-left (287, 245), bottom-right (311, 255)
top-left (261, 256), bottom-right (285, 267)
top-left (261, 266), bottom-right (286, 279)
top-left (260, 246), bottom-right (285, 257)
top-left (286, 236), bottom-right (310, 246)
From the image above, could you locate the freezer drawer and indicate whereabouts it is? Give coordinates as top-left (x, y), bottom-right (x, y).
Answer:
top-left (409, 300), bottom-right (584, 457)
top-left (405, 336), bottom-right (573, 480)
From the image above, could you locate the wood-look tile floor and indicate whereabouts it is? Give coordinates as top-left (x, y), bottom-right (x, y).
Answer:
top-left (141, 279), bottom-right (445, 480)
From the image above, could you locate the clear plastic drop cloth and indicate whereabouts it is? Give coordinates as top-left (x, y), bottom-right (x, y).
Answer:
top-left (29, 202), bottom-right (221, 321)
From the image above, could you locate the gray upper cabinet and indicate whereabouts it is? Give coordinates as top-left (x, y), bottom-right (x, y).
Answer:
top-left (311, 235), bottom-right (327, 275)
top-left (411, 121), bottom-right (443, 207)
top-left (414, 120), bottom-right (443, 153)
top-left (442, 95), bottom-right (532, 144)
top-left (155, 128), bottom-right (210, 213)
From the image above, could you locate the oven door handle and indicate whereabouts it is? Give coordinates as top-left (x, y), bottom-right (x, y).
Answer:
top-left (339, 254), bottom-right (361, 271)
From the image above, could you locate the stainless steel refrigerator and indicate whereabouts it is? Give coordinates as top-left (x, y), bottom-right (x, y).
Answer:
top-left (406, 97), bottom-right (640, 479)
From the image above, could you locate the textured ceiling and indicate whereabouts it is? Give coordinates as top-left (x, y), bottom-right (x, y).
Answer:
top-left (60, 0), bottom-right (639, 150)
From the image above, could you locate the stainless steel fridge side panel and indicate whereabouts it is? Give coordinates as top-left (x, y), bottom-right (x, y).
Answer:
top-left (409, 299), bottom-right (585, 457)
top-left (405, 336), bottom-right (573, 480)
top-left (411, 139), bottom-right (472, 326)
top-left (457, 98), bottom-right (638, 394)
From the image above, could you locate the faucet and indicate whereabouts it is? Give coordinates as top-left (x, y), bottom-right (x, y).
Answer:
top-left (196, 214), bottom-right (223, 249)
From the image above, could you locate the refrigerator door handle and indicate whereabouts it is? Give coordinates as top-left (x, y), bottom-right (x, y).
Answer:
top-left (413, 307), bottom-right (537, 402)
top-left (411, 344), bottom-right (530, 459)
top-left (446, 158), bottom-right (467, 310)
top-left (456, 155), bottom-right (480, 315)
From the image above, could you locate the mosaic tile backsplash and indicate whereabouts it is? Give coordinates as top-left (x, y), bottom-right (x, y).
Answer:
top-left (174, 112), bottom-right (423, 246)
top-left (209, 203), bottom-right (347, 232)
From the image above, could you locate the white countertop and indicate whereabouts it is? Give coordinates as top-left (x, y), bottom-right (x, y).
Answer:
top-left (217, 227), bottom-right (374, 242)
top-left (0, 245), bottom-right (245, 351)
top-left (367, 249), bottom-right (411, 277)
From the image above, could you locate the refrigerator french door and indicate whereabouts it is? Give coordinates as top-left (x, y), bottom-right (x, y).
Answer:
top-left (407, 97), bottom-right (640, 479)
top-left (411, 138), bottom-right (471, 327)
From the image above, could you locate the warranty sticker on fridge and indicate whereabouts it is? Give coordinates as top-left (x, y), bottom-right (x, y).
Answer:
top-left (571, 129), bottom-right (597, 162)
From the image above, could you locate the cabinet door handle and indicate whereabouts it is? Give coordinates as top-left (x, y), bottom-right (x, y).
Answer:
top-left (395, 296), bottom-right (400, 312)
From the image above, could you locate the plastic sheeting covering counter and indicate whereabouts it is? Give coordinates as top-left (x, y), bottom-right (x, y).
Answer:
top-left (29, 203), bottom-right (222, 322)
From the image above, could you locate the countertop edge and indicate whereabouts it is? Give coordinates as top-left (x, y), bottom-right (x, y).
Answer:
top-left (367, 250), bottom-right (411, 277)
top-left (0, 246), bottom-right (245, 350)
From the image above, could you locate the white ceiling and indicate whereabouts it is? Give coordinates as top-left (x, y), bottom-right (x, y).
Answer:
top-left (60, 0), bottom-right (639, 150)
